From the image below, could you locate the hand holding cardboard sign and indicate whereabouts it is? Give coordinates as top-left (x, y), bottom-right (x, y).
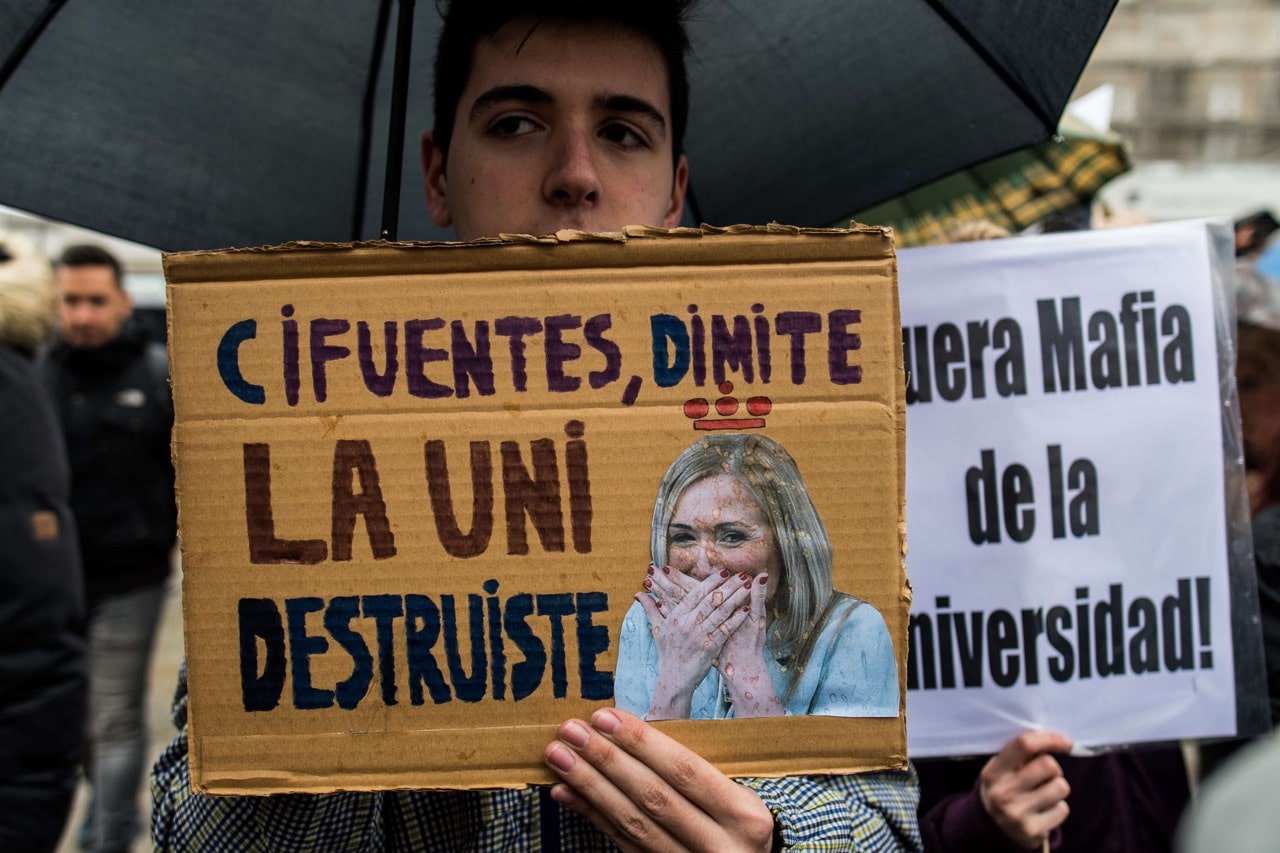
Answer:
top-left (545, 707), bottom-right (775, 853)
top-left (636, 567), bottom-right (753, 719)
top-left (978, 731), bottom-right (1074, 849)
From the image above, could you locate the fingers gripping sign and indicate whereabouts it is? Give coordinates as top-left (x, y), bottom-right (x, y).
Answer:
top-left (637, 567), bottom-right (752, 720)
top-left (978, 731), bottom-right (1074, 850)
top-left (544, 708), bottom-right (776, 853)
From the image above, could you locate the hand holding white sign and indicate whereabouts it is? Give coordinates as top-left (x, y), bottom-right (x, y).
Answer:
top-left (978, 731), bottom-right (1074, 850)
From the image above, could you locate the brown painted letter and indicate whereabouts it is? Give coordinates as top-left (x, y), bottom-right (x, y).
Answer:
top-left (425, 440), bottom-right (494, 558)
top-left (501, 439), bottom-right (564, 555)
top-left (331, 440), bottom-right (397, 561)
top-left (243, 443), bottom-right (327, 564)
top-left (564, 420), bottom-right (592, 554)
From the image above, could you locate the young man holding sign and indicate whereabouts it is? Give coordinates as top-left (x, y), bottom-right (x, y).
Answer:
top-left (151, 4), bottom-right (921, 850)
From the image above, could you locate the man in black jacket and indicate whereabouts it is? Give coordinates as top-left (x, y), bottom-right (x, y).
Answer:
top-left (39, 244), bottom-right (176, 853)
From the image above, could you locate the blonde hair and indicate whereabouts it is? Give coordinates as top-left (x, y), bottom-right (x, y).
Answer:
top-left (650, 434), bottom-right (834, 646)
top-left (0, 232), bottom-right (56, 351)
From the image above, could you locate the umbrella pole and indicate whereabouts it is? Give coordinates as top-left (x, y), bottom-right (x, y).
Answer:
top-left (353, 0), bottom-right (393, 242)
top-left (380, 0), bottom-right (416, 242)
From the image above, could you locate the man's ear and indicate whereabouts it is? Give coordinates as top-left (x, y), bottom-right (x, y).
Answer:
top-left (662, 154), bottom-right (690, 228)
top-left (421, 131), bottom-right (453, 228)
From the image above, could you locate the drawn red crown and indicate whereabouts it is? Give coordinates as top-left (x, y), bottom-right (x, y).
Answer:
top-left (683, 382), bottom-right (772, 431)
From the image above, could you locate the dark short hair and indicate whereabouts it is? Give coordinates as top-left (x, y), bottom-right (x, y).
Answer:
top-left (432, 1), bottom-right (695, 169)
top-left (1039, 203), bottom-right (1093, 234)
top-left (57, 244), bottom-right (124, 289)
top-left (1235, 210), bottom-right (1280, 257)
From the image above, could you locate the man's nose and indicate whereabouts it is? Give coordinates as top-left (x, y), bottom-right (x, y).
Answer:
top-left (543, 126), bottom-right (600, 207)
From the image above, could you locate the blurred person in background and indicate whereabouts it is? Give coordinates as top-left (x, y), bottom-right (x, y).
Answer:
top-left (1195, 317), bottom-right (1280, 778)
top-left (1178, 398), bottom-right (1280, 851)
top-left (1233, 211), bottom-right (1280, 333)
top-left (1176, 731), bottom-right (1280, 853)
top-left (1244, 400), bottom-right (1280, 728)
top-left (38, 244), bottom-right (176, 853)
top-left (0, 232), bottom-right (87, 852)
top-left (1236, 323), bottom-right (1280, 514)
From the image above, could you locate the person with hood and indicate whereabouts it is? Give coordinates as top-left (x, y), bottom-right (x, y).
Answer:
top-left (0, 232), bottom-right (87, 851)
top-left (38, 243), bottom-right (176, 853)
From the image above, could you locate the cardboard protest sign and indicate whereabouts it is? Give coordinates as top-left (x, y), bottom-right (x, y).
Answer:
top-left (899, 221), bottom-right (1264, 757)
top-left (165, 225), bottom-right (910, 793)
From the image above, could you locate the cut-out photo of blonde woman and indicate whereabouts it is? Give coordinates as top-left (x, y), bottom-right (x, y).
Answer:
top-left (615, 434), bottom-right (898, 720)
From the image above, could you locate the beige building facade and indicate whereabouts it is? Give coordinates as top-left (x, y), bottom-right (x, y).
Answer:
top-left (1077, 0), bottom-right (1280, 220)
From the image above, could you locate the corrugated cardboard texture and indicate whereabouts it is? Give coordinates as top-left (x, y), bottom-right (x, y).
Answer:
top-left (165, 225), bottom-right (909, 794)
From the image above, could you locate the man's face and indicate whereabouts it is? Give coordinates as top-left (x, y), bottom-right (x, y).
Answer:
top-left (422, 17), bottom-right (688, 240)
top-left (55, 265), bottom-right (132, 349)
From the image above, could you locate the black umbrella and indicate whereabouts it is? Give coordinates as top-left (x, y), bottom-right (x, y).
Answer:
top-left (0, 1), bottom-right (1117, 252)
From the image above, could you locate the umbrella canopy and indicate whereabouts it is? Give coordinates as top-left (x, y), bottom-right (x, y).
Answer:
top-left (846, 111), bottom-right (1132, 247)
top-left (0, 0), bottom-right (1117, 252)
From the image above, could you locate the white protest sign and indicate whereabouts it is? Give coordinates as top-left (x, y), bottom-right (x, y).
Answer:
top-left (900, 221), bottom-right (1239, 757)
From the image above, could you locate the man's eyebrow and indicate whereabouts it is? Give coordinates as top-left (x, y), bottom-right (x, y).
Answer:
top-left (467, 86), bottom-right (668, 139)
top-left (468, 84), bottom-right (553, 122)
top-left (598, 94), bottom-right (668, 138)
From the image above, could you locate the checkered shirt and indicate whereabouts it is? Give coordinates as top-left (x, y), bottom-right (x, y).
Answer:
top-left (152, 665), bottom-right (921, 851)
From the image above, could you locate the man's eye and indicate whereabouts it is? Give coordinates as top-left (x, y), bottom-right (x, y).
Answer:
top-left (489, 115), bottom-right (540, 137)
top-left (600, 122), bottom-right (646, 149)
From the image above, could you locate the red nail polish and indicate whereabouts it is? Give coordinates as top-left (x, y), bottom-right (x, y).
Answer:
top-left (662, 566), bottom-right (670, 575)
top-left (742, 605), bottom-right (750, 612)
top-left (643, 578), bottom-right (653, 589)
top-left (738, 572), bottom-right (749, 580)
top-left (743, 581), bottom-right (752, 590)
top-left (757, 574), bottom-right (768, 586)
top-left (719, 569), bottom-right (730, 578)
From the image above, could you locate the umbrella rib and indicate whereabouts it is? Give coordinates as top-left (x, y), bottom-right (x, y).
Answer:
top-left (379, 0), bottom-right (417, 241)
top-left (0, 0), bottom-right (69, 95)
top-left (920, 0), bottom-right (1056, 132)
top-left (354, 0), bottom-right (395, 242)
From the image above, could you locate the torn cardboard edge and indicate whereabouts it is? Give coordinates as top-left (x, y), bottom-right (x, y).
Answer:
top-left (162, 223), bottom-right (895, 283)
